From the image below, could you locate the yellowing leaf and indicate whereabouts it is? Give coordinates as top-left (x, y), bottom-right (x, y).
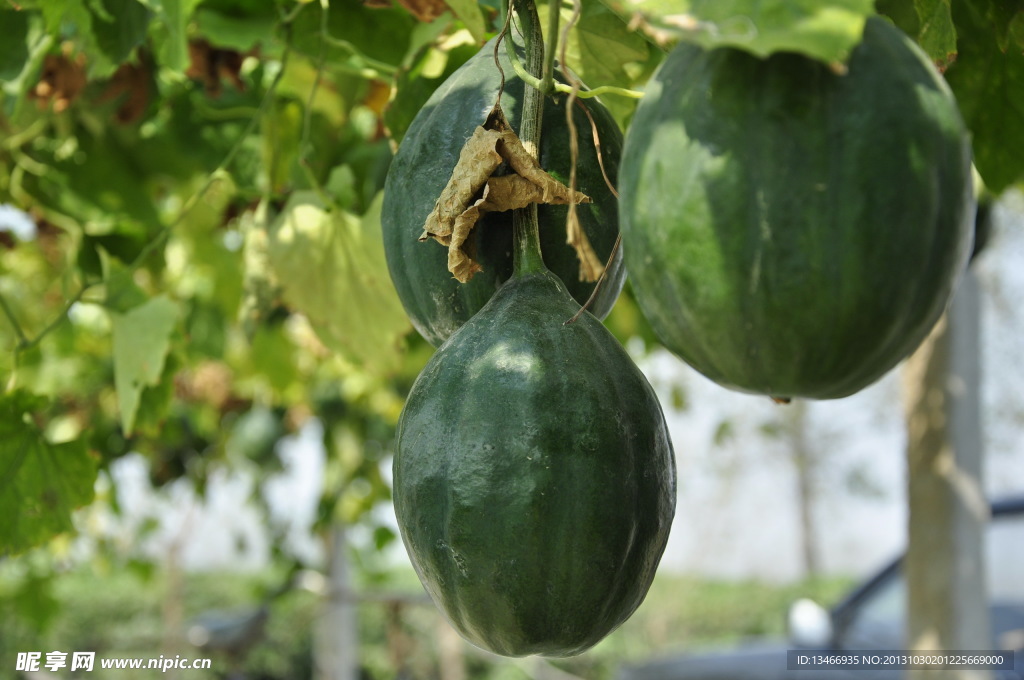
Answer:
top-left (267, 191), bottom-right (410, 373)
top-left (0, 390), bottom-right (97, 556)
top-left (111, 296), bottom-right (179, 435)
top-left (444, 0), bottom-right (486, 41)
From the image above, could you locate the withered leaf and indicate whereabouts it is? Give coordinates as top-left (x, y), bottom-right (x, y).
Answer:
top-left (419, 104), bottom-right (591, 283)
top-left (393, 0), bottom-right (448, 22)
top-left (419, 125), bottom-right (505, 245)
top-left (565, 203), bottom-right (604, 282)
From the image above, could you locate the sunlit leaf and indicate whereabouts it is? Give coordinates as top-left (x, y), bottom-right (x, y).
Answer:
top-left (599, 0), bottom-right (875, 63)
top-left (249, 323), bottom-right (299, 393)
top-left (146, 0), bottom-right (202, 73)
top-left (267, 191), bottom-right (410, 373)
top-left (914, 0), bottom-right (956, 66)
top-left (109, 295), bottom-right (179, 435)
top-left (945, 0), bottom-right (1024, 192)
top-left (444, 0), bottom-right (486, 41)
top-left (0, 390), bottom-right (97, 556)
top-left (546, 1), bottom-right (650, 122)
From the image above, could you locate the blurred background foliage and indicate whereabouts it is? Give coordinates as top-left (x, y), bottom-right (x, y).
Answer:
top-left (1, 0), bottom-right (1022, 677)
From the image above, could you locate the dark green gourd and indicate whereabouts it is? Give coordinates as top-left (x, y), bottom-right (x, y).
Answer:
top-left (382, 40), bottom-right (625, 347)
top-left (393, 255), bottom-right (675, 657)
top-left (618, 17), bottom-right (974, 400)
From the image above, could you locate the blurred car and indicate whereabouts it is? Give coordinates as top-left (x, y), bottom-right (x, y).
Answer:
top-left (619, 495), bottom-right (1024, 680)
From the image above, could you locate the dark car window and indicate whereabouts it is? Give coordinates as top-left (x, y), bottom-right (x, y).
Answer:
top-left (841, 510), bottom-right (1024, 650)
top-left (842, 572), bottom-right (905, 648)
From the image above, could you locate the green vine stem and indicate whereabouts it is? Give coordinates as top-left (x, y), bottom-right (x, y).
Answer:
top-left (503, 43), bottom-right (643, 99)
top-left (511, 0), bottom-right (547, 277)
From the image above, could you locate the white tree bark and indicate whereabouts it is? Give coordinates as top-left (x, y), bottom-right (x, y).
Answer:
top-left (902, 270), bottom-right (991, 680)
top-left (315, 524), bottom-right (360, 680)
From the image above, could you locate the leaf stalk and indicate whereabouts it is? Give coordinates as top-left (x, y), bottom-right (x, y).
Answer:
top-left (511, 0), bottom-right (547, 277)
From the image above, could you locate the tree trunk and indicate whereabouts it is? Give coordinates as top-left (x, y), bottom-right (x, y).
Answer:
top-left (902, 270), bottom-right (990, 680)
top-left (315, 524), bottom-right (360, 680)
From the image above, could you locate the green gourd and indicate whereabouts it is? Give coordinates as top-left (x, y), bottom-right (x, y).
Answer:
top-left (618, 17), bottom-right (974, 400)
top-left (382, 40), bottom-right (625, 347)
top-left (393, 235), bottom-right (675, 657)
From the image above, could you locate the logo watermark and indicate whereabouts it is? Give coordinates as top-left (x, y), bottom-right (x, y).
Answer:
top-left (787, 649), bottom-right (1014, 671)
top-left (15, 651), bottom-right (213, 673)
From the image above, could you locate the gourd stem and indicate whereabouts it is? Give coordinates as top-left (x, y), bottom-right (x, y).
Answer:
top-left (540, 0), bottom-right (559, 96)
top-left (511, 0), bottom-right (546, 277)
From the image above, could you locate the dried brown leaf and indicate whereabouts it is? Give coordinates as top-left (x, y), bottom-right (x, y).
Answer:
top-left (394, 0), bottom-right (448, 22)
top-left (419, 125), bottom-right (505, 245)
top-left (418, 104), bottom-right (592, 283)
top-left (495, 131), bottom-right (590, 206)
top-left (31, 46), bottom-right (87, 113)
top-left (565, 203), bottom-right (603, 282)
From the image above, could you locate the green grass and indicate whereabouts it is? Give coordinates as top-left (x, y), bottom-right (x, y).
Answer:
top-left (0, 565), bottom-right (854, 680)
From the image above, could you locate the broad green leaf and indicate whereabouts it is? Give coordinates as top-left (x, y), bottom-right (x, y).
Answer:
top-left (0, 390), bottom-right (97, 556)
top-left (444, 0), bottom-right (486, 41)
top-left (326, 165), bottom-right (358, 211)
top-left (110, 295), bottom-right (179, 434)
top-left (193, 6), bottom-right (276, 51)
top-left (599, 0), bottom-right (875, 63)
top-left (100, 248), bottom-right (148, 313)
top-left (249, 324), bottom-right (299, 394)
top-left (545, 2), bottom-right (651, 122)
top-left (291, 1), bottom-right (415, 75)
top-left (24, 130), bottom-right (161, 238)
top-left (90, 0), bottom-right (152, 66)
top-left (133, 351), bottom-right (180, 435)
top-left (0, 8), bottom-right (31, 82)
top-left (145, 0), bottom-right (202, 73)
top-left (267, 191), bottom-right (410, 373)
top-left (945, 1), bottom-right (1024, 192)
top-left (914, 0), bottom-right (957, 66)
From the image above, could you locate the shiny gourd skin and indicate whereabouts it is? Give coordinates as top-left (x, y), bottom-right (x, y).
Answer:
top-left (393, 269), bottom-right (675, 657)
top-left (618, 17), bottom-right (974, 400)
top-left (382, 40), bottom-right (625, 347)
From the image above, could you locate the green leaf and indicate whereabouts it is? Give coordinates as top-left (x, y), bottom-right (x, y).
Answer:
top-left (945, 1), bottom-right (1024, 192)
top-left (914, 0), bottom-right (957, 66)
top-left (290, 1), bottom-right (415, 74)
top-left (599, 0), bottom-right (875, 63)
top-left (546, 1), bottom-right (651, 122)
top-left (193, 5), bottom-right (276, 51)
top-left (267, 191), bottom-right (410, 373)
top-left (90, 0), bottom-right (152, 66)
top-left (444, 0), bottom-right (486, 41)
top-left (0, 8), bottom-right (31, 83)
top-left (110, 295), bottom-right (179, 435)
top-left (146, 0), bottom-right (202, 73)
top-left (249, 324), bottom-right (298, 393)
top-left (101, 248), bottom-right (148, 313)
top-left (0, 390), bottom-right (97, 556)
